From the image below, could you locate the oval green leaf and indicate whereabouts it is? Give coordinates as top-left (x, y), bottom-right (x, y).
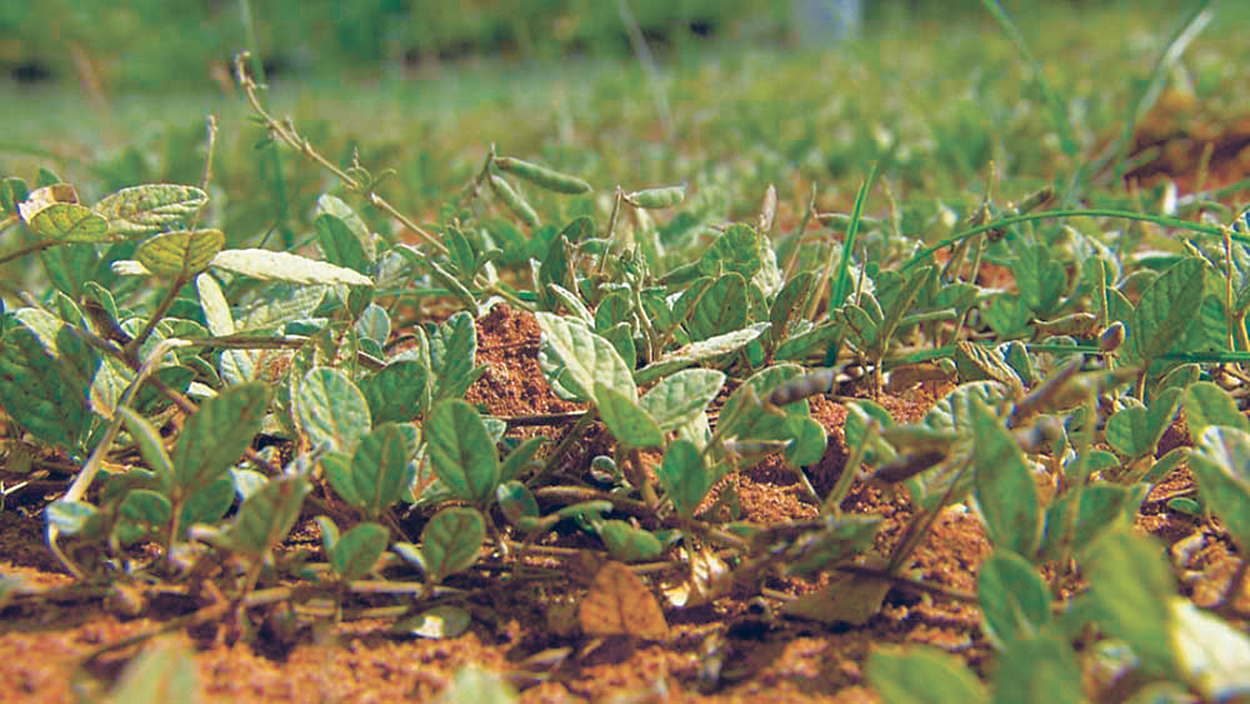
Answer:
top-left (93, 184), bottom-right (208, 236)
top-left (656, 439), bottom-right (711, 519)
top-left (421, 506), bottom-right (486, 583)
top-left (535, 311), bottom-right (635, 402)
top-left (330, 521), bottom-right (390, 580)
top-left (977, 549), bottom-right (1051, 647)
top-left (427, 399), bottom-right (500, 504)
top-left (638, 368), bottom-right (725, 432)
top-left (136, 229), bottom-right (225, 278)
top-left (172, 382), bottom-right (270, 497)
top-left (211, 248), bottom-right (372, 286)
top-left (593, 381), bottom-right (663, 450)
top-left (26, 202), bottom-right (110, 242)
top-left (351, 422), bottom-right (412, 518)
top-left (297, 367), bottom-right (371, 455)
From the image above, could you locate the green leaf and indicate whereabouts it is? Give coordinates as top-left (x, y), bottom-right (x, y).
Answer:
top-left (330, 521), bottom-right (389, 580)
top-left (598, 520), bottom-right (664, 562)
top-left (1131, 257), bottom-right (1206, 364)
top-left (842, 303), bottom-right (880, 349)
top-left (106, 636), bottom-right (199, 704)
top-left (430, 311), bottom-right (480, 401)
top-left (656, 439), bottom-right (711, 519)
top-left (428, 400), bottom-right (500, 504)
top-left (828, 165), bottom-right (878, 310)
top-left (600, 321), bottom-right (636, 370)
top-left (769, 270), bottom-right (817, 344)
top-left (0, 177), bottom-right (29, 216)
top-left (954, 341), bottom-right (1023, 395)
top-left (222, 476), bottom-right (311, 561)
top-left (978, 550), bottom-right (1051, 646)
top-left (360, 361), bottom-right (426, 425)
top-left (119, 406), bottom-right (174, 488)
top-left (195, 273), bottom-right (234, 336)
top-left (698, 223), bottom-right (762, 280)
top-left (544, 283), bottom-right (595, 327)
top-left (136, 229), bottom-right (225, 278)
top-left (774, 319), bottom-right (844, 362)
top-left (687, 273), bottom-right (749, 342)
top-left (322, 451), bottom-right (365, 509)
top-left (93, 184), bottom-right (208, 236)
top-left (40, 242), bottom-right (101, 299)
top-left (314, 194), bottom-right (375, 273)
top-left (25, 202), bottom-right (110, 242)
top-left (498, 436), bottom-right (545, 483)
top-left (179, 476), bottom-right (234, 534)
top-left (594, 381), bottom-right (663, 449)
top-left (173, 382), bottom-right (269, 496)
top-left (594, 291), bottom-right (632, 333)
top-left (971, 399), bottom-right (1041, 556)
top-left (296, 368), bottom-right (371, 454)
top-left (1012, 243), bottom-right (1068, 316)
top-left (1184, 381), bottom-right (1247, 440)
top-left (118, 489), bottom-right (172, 532)
top-left (922, 381), bottom-right (1009, 435)
top-left (845, 400), bottom-right (896, 465)
top-left (0, 325), bottom-right (96, 451)
top-left (535, 311), bottom-right (635, 401)
top-left (45, 499), bottom-right (99, 536)
top-left (716, 365), bottom-right (817, 467)
top-left (1038, 482), bottom-right (1134, 560)
top-left (982, 292), bottom-right (1032, 339)
top-left (786, 415), bottom-right (828, 467)
top-left (539, 235), bottom-right (572, 311)
top-left (1082, 524), bottom-right (1176, 674)
top-left (496, 480), bottom-right (540, 527)
top-left (351, 423), bottom-right (412, 518)
top-left (235, 282), bottom-right (326, 331)
top-left (992, 633), bottom-right (1084, 704)
top-left (421, 506), bottom-right (486, 583)
top-left (1170, 598), bottom-right (1250, 701)
top-left (638, 368), bottom-right (725, 431)
top-left (316, 515), bottom-right (341, 553)
top-left (1107, 388), bottom-right (1181, 460)
top-left (211, 249), bottom-right (372, 286)
top-left (634, 323), bottom-right (770, 385)
top-left (1191, 426), bottom-right (1250, 553)
top-left (866, 646), bottom-right (989, 704)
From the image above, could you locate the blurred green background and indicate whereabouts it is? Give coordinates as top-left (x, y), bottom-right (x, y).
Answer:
top-left (1, 0), bottom-right (1149, 90)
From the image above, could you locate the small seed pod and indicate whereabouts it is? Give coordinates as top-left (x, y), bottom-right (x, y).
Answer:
top-left (766, 368), bottom-right (837, 408)
top-left (870, 450), bottom-right (948, 485)
top-left (1099, 321), bottom-right (1125, 353)
top-left (1034, 312), bottom-right (1100, 337)
top-left (488, 174), bottom-right (539, 228)
top-left (493, 156), bottom-right (592, 195)
top-left (624, 186), bottom-right (685, 209)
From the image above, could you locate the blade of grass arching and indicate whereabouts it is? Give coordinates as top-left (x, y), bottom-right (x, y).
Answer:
top-left (900, 208), bottom-right (1229, 274)
top-left (617, 0), bottom-right (673, 141)
top-left (814, 162), bottom-right (879, 321)
top-left (1078, 1), bottom-right (1215, 197)
top-left (980, 1), bottom-right (1077, 160)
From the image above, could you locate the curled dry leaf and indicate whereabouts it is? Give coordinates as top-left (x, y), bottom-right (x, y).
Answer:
top-left (578, 561), bottom-right (671, 641)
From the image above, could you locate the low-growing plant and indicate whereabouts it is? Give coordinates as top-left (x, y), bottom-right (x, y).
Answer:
top-left (3, 4), bottom-right (1250, 700)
